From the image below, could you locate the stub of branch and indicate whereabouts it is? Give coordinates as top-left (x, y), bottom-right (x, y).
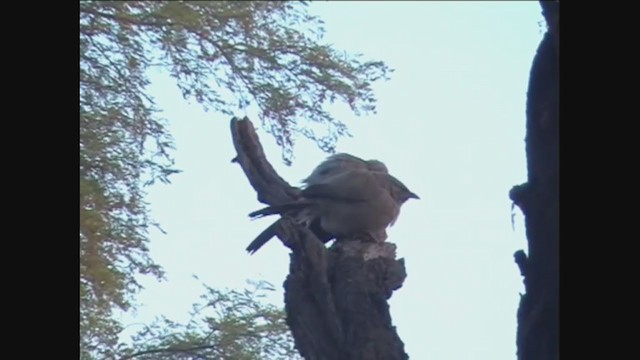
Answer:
top-left (514, 249), bottom-right (528, 277)
top-left (230, 117), bottom-right (408, 359)
top-left (509, 183), bottom-right (530, 216)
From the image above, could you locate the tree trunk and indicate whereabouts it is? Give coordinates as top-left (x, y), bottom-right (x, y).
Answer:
top-left (510, 2), bottom-right (559, 360)
top-left (231, 118), bottom-right (408, 360)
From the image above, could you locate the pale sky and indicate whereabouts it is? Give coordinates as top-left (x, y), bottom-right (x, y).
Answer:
top-left (120, 2), bottom-right (545, 359)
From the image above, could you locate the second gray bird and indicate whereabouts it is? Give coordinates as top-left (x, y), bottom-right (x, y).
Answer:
top-left (302, 153), bottom-right (389, 186)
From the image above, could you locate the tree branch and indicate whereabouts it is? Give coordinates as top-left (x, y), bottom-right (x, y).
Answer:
top-left (230, 116), bottom-right (300, 205)
top-left (119, 344), bottom-right (217, 360)
top-left (80, 7), bottom-right (175, 29)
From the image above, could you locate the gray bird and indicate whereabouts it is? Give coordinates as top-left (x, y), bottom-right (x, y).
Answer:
top-left (247, 153), bottom-right (386, 254)
top-left (302, 153), bottom-right (389, 187)
top-left (246, 162), bottom-right (418, 254)
top-left (246, 153), bottom-right (391, 254)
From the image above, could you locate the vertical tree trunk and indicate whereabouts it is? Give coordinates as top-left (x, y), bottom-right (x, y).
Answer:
top-left (510, 2), bottom-right (559, 360)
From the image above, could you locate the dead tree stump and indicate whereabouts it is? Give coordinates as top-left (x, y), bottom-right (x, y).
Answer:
top-left (231, 117), bottom-right (408, 360)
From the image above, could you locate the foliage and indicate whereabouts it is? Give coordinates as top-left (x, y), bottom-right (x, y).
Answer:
top-left (81, 1), bottom-right (391, 160)
top-left (80, 1), bottom-right (389, 357)
top-left (114, 281), bottom-right (300, 360)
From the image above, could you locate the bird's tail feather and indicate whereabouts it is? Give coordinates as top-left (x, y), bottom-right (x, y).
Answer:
top-left (249, 202), bottom-right (309, 218)
top-left (246, 220), bottom-right (279, 254)
top-left (246, 217), bottom-right (337, 255)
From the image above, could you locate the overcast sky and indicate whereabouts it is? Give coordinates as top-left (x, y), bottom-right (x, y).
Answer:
top-left (120, 2), bottom-right (545, 359)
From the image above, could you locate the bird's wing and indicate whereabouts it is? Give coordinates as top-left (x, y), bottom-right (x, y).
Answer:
top-left (302, 153), bottom-right (368, 186)
top-left (301, 169), bottom-right (381, 202)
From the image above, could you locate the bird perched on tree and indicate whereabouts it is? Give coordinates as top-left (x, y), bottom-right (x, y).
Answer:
top-left (245, 154), bottom-right (418, 254)
top-left (247, 153), bottom-right (384, 254)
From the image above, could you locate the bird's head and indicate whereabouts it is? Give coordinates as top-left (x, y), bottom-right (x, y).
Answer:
top-left (387, 175), bottom-right (420, 204)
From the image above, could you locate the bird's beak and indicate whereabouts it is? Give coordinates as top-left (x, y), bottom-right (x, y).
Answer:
top-left (409, 192), bottom-right (420, 200)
